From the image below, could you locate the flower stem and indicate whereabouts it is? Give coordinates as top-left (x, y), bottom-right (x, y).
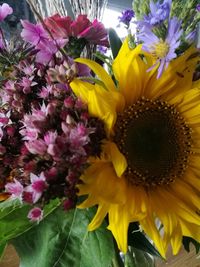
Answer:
top-left (112, 241), bottom-right (124, 267)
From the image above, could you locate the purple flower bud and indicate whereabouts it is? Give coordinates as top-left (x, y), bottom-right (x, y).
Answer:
top-left (118, 9), bottom-right (134, 26)
top-left (196, 4), bottom-right (200, 12)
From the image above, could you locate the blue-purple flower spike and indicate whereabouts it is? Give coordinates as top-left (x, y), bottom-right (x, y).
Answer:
top-left (143, 0), bottom-right (171, 26)
top-left (118, 9), bottom-right (134, 27)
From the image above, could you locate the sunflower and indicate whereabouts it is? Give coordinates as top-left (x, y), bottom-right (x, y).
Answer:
top-left (70, 39), bottom-right (200, 258)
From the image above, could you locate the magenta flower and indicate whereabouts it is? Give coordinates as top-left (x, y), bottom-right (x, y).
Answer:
top-left (20, 128), bottom-right (38, 141)
top-left (0, 3), bottom-right (13, 22)
top-left (21, 20), bottom-right (48, 46)
top-left (28, 207), bottom-right (43, 222)
top-left (5, 179), bottom-right (24, 200)
top-left (25, 172), bottom-right (47, 203)
top-left (25, 139), bottom-right (47, 155)
top-left (78, 19), bottom-right (109, 47)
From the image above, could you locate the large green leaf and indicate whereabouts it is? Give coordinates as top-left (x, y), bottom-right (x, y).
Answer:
top-left (0, 198), bottom-right (60, 244)
top-left (108, 28), bottom-right (122, 59)
top-left (12, 207), bottom-right (115, 267)
top-left (0, 242), bottom-right (7, 261)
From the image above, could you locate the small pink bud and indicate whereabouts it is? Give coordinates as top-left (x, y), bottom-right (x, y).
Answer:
top-left (28, 207), bottom-right (43, 222)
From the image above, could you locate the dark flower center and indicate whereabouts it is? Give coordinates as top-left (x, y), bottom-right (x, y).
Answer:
top-left (114, 98), bottom-right (192, 187)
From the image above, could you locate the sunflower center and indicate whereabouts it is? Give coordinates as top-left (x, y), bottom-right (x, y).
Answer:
top-left (152, 40), bottom-right (169, 59)
top-left (114, 98), bottom-right (192, 187)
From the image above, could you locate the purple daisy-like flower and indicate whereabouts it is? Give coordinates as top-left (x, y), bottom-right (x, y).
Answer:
top-left (138, 17), bottom-right (183, 78)
top-left (118, 9), bottom-right (134, 27)
top-left (196, 4), bottom-right (200, 12)
top-left (143, 0), bottom-right (171, 26)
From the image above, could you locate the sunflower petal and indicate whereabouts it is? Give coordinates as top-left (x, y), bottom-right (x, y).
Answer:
top-left (70, 79), bottom-right (117, 135)
top-left (170, 223), bottom-right (182, 255)
top-left (108, 204), bottom-right (130, 253)
top-left (75, 58), bottom-right (116, 92)
top-left (79, 162), bottom-right (127, 204)
top-left (88, 203), bottom-right (110, 231)
top-left (103, 141), bottom-right (127, 177)
top-left (140, 216), bottom-right (166, 258)
top-left (113, 40), bottom-right (154, 105)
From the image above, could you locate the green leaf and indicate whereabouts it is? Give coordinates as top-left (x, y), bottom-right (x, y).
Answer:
top-left (0, 242), bottom-right (7, 261)
top-left (0, 198), bottom-right (60, 244)
top-left (183, 236), bottom-right (200, 254)
top-left (12, 207), bottom-right (115, 267)
top-left (128, 223), bottom-right (161, 258)
top-left (108, 28), bottom-right (122, 59)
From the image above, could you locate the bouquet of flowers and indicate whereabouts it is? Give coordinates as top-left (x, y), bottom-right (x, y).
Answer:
top-left (0, 1), bottom-right (199, 266)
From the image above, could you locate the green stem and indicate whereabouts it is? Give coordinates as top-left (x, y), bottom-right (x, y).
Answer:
top-left (124, 250), bottom-right (137, 267)
top-left (112, 240), bottom-right (124, 267)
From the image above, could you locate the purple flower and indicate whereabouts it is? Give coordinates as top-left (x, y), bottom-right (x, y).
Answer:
top-left (138, 17), bottom-right (182, 78)
top-left (28, 207), bottom-right (43, 222)
top-left (142, 0), bottom-right (171, 26)
top-left (196, 4), bottom-right (200, 12)
top-left (5, 179), bottom-right (24, 200)
top-left (21, 20), bottom-right (48, 46)
top-left (0, 3), bottom-right (13, 22)
top-left (118, 9), bottom-right (134, 27)
top-left (97, 45), bottom-right (107, 54)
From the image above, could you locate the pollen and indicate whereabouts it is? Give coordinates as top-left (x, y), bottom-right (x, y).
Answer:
top-left (114, 98), bottom-right (192, 188)
top-left (152, 39), bottom-right (169, 59)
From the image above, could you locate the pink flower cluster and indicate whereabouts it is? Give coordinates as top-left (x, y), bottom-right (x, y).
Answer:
top-left (0, 46), bottom-right (105, 223)
top-left (45, 14), bottom-right (109, 47)
top-left (20, 14), bottom-right (109, 62)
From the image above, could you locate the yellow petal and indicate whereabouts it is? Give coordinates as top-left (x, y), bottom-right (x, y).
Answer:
top-left (140, 216), bottom-right (166, 258)
top-left (170, 223), bottom-right (182, 255)
top-left (147, 46), bottom-right (199, 101)
top-left (180, 219), bottom-right (200, 243)
top-left (103, 141), bottom-right (127, 177)
top-left (113, 40), bottom-right (153, 105)
top-left (78, 194), bottom-right (99, 208)
top-left (88, 203), bottom-right (110, 231)
top-left (79, 162), bottom-right (127, 204)
top-left (171, 180), bottom-right (200, 209)
top-left (70, 79), bottom-right (117, 135)
top-left (75, 58), bottom-right (116, 92)
top-left (108, 204), bottom-right (130, 253)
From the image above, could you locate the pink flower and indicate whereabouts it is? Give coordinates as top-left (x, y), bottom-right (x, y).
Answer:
top-left (25, 139), bottom-right (47, 155)
top-left (28, 207), bottom-right (43, 222)
top-left (38, 85), bottom-right (53, 99)
top-left (0, 111), bottom-right (11, 127)
top-left (30, 172), bottom-right (47, 192)
top-left (44, 14), bottom-right (73, 38)
top-left (44, 131), bottom-right (57, 145)
top-left (20, 128), bottom-right (38, 141)
top-left (71, 15), bottom-right (91, 36)
top-left (35, 39), bottom-right (66, 64)
top-left (78, 19), bottom-right (109, 46)
top-left (5, 179), bottom-right (24, 200)
top-left (25, 172), bottom-right (47, 203)
top-left (0, 3), bottom-right (13, 22)
top-left (19, 76), bottom-right (37, 94)
top-left (21, 20), bottom-right (48, 46)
